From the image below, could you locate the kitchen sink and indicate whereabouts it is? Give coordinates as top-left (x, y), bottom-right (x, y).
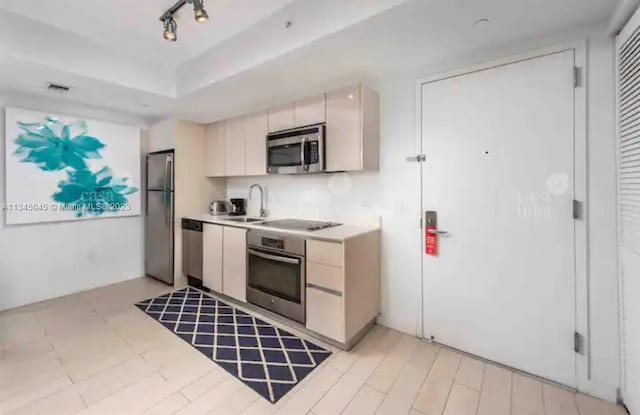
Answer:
top-left (226, 217), bottom-right (264, 223)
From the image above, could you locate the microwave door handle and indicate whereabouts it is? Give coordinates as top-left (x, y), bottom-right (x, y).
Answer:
top-left (301, 137), bottom-right (308, 171)
top-left (248, 249), bottom-right (301, 265)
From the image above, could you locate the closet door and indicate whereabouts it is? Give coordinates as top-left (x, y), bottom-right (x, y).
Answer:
top-left (617, 9), bottom-right (640, 414)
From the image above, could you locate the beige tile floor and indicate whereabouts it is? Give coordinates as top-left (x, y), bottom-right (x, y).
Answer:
top-left (0, 277), bottom-right (627, 415)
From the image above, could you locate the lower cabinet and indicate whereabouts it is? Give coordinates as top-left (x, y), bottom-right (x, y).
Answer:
top-left (306, 286), bottom-right (344, 343)
top-left (222, 226), bottom-right (247, 302)
top-left (201, 223), bottom-right (380, 349)
top-left (202, 224), bottom-right (247, 303)
top-left (202, 224), bottom-right (223, 292)
top-left (305, 232), bottom-right (380, 347)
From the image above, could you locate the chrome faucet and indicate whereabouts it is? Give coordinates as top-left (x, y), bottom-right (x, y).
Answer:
top-left (249, 184), bottom-right (267, 218)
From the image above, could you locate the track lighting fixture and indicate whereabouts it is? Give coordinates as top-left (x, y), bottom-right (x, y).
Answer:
top-left (159, 0), bottom-right (209, 42)
top-left (163, 17), bottom-right (177, 42)
top-left (193, 0), bottom-right (209, 23)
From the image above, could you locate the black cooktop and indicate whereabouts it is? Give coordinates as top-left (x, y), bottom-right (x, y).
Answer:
top-left (259, 219), bottom-right (342, 232)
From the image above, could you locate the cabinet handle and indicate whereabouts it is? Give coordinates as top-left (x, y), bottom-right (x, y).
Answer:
top-left (306, 283), bottom-right (343, 297)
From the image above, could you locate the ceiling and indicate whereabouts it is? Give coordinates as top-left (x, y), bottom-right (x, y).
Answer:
top-left (0, 0), bottom-right (297, 68)
top-left (0, 0), bottom-right (621, 124)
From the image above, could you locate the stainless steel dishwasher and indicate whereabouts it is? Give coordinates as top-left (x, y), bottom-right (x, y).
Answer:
top-left (181, 219), bottom-right (203, 287)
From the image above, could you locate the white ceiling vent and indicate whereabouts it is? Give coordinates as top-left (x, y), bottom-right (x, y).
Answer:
top-left (47, 83), bottom-right (71, 92)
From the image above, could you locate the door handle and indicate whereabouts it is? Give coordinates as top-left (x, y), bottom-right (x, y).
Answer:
top-left (406, 154), bottom-right (426, 162)
top-left (164, 156), bottom-right (172, 226)
top-left (427, 229), bottom-right (448, 236)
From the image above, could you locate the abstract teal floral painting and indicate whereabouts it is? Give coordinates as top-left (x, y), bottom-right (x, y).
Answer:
top-left (52, 167), bottom-right (138, 217)
top-left (5, 107), bottom-right (141, 225)
top-left (14, 117), bottom-right (105, 171)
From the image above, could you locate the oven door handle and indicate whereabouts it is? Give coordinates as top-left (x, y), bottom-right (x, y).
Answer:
top-left (248, 248), bottom-right (301, 265)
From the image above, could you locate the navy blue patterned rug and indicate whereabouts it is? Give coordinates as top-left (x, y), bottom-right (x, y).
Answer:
top-left (135, 287), bottom-right (331, 403)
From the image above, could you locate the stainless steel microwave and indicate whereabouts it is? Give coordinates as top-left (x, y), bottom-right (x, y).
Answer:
top-left (266, 124), bottom-right (325, 174)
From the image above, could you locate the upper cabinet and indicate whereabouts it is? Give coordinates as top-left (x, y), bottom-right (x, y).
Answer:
top-left (244, 111), bottom-right (268, 176)
top-left (294, 94), bottom-right (325, 127)
top-left (223, 116), bottom-right (246, 177)
top-left (204, 121), bottom-right (225, 177)
top-left (205, 83), bottom-right (379, 177)
top-left (326, 84), bottom-right (379, 172)
top-left (268, 103), bottom-right (295, 132)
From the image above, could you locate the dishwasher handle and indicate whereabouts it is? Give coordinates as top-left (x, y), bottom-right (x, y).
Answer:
top-left (182, 219), bottom-right (203, 232)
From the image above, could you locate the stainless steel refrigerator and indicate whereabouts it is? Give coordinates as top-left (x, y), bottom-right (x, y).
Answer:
top-left (145, 150), bottom-right (174, 285)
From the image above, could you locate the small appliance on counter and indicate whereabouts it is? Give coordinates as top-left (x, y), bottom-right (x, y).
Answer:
top-left (229, 198), bottom-right (246, 216)
top-left (209, 200), bottom-right (230, 216)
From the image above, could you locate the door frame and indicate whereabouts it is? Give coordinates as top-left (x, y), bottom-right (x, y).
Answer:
top-left (414, 40), bottom-right (590, 393)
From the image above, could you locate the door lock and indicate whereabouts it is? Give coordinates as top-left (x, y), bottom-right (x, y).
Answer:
top-left (425, 211), bottom-right (447, 256)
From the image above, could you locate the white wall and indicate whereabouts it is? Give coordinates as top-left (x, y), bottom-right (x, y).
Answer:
top-left (0, 92), bottom-right (148, 310)
top-left (227, 30), bottom-right (620, 400)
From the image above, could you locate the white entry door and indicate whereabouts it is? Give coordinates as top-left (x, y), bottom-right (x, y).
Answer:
top-left (421, 50), bottom-right (577, 387)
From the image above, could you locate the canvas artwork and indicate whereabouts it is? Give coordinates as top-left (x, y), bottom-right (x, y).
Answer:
top-left (4, 107), bottom-right (141, 225)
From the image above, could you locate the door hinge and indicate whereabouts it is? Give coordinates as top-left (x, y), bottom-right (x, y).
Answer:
top-left (573, 66), bottom-right (581, 88)
top-left (406, 154), bottom-right (426, 162)
top-left (574, 331), bottom-right (584, 354)
top-left (573, 200), bottom-right (583, 220)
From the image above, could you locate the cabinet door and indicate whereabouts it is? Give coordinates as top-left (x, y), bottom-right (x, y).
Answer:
top-left (306, 287), bottom-right (344, 342)
top-left (202, 224), bottom-right (223, 292)
top-left (204, 122), bottom-right (225, 177)
top-left (268, 103), bottom-right (295, 132)
top-left (223, 226), bottom-right (247, 302)
top-left (244, 111), bottom-right (268, 176)
top-left (326, 85), bottom-right (362, 172)
top-left (224, 117), bottom-right (246, 176)
top-left (294, 94), bottom-right (325, 127)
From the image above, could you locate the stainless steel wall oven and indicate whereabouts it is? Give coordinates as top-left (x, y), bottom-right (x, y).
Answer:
top-left (246, 230), bottom-right (306, 323)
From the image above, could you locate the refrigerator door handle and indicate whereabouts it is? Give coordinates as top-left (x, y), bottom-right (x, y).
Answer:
top-left (164, 156), bottom-right (171, 226)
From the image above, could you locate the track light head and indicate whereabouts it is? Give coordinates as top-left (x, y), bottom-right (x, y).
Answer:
top-left (163, 17), bottom-right (177, 42)
top-left (159, 0), bottom-right (208, 42)
top-left (193, 0), bottom-right (209, 23)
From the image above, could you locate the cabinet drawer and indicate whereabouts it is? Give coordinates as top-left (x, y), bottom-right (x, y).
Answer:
top-left (306, 287), bottom-right (344, 342)
top-left (307, 261), bottom-right (343, 294)
top-left (307, 240), bottom-right (343, 268)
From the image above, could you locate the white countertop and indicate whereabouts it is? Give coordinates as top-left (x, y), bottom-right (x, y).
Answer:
top-left (184, 214), bottom-right (380, 242)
